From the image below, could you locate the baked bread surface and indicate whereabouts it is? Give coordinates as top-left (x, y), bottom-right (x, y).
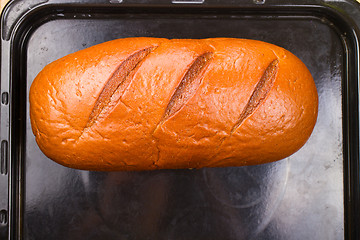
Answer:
top-left (29, 37), bottom-right (318, 171)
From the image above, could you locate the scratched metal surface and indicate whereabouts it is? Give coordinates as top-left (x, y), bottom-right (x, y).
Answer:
top-left (23, 13), bottom-right (343, 240)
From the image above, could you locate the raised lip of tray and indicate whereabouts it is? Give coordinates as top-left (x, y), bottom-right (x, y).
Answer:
top-left (1, 0), bottom-right (360, 239)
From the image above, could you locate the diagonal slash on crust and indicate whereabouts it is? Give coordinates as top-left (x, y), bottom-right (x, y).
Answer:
top-left (230, 58), bottom-right (279, 134)
top-left (85, 46), bottom-right (157, 130)
top-left (154, 52), bottom-right (214, 132)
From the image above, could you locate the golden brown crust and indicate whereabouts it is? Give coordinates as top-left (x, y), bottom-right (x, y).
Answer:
top-left (29, 37), bottom-right (318, 171)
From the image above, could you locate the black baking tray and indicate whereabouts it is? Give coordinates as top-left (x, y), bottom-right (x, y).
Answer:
top-left (1, 0), bottom-right (360, 239)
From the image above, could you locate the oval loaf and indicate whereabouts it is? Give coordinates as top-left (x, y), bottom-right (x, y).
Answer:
top-left (29, 37), bottom-right (318, 171)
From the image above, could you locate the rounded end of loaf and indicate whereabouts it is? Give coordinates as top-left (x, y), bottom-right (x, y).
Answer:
top-left (209, 41), bottom-right (318, 167)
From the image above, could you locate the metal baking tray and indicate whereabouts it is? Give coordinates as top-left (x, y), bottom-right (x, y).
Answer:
top-left (1, 0), bottom-right (359, 239)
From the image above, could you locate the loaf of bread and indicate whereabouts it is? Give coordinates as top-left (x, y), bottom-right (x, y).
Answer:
top-left (29, 37), bottom-right (318, 171)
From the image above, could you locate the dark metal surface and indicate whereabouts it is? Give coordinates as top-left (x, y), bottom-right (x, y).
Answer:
top-left (1, 0), bottom-right (360, 239)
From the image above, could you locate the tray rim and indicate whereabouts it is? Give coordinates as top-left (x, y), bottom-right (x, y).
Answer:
top-left (1, 0), bottom-right (360, 239)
